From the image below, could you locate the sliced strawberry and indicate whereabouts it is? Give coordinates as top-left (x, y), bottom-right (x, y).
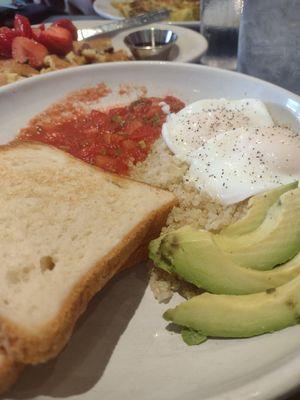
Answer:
top-left (0, 27), bottom-right (17, 57)
top-left (32, 24), bottom-right (46, 42)
top-left (14, 14), bottom-right (33, 38)
top-left (12, 37), bottom-right (48, 68)
top-left (52, 19), bottom-right (77, 40)
top-left (40, 26), bottom-right (73, 56)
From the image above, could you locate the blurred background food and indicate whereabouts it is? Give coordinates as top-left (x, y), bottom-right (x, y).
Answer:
top-left (0, 14), bottom-right (130, 86)
top-left (112, 0), bottom-right (200, 21)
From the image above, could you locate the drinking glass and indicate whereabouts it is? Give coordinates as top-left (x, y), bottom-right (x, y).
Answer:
top-left (200, 0), bottom-right (243, 70)
top-left (237, 0), bottom-right (300, 94)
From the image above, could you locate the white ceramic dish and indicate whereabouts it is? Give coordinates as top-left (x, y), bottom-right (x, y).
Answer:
top-left (1, 62), bottom-right (300, 400)
top-left (92, 0), bottom-right (200, 28)
top-left (73, 20), bottom-right (207, 63)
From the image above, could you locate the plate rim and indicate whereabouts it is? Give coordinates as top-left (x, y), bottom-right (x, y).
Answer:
top-left (0, 60), bottom-right (299, 400)
top-left (1, 61), bottom-right (298, 103)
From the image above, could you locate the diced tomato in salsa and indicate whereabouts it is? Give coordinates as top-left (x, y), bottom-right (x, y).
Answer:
top-left (18, 96), bottom-right (184, 174)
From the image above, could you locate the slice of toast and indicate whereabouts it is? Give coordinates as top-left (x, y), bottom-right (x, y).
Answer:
top-left (0, 142), bottom-right (176, 365)
top-left (0, 349), bottom-right (23, 394)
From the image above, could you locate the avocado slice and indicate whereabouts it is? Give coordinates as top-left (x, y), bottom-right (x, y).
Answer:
top-left (149, 227), bottom-right (300, 295)
top-left (181, 328), bottom-right (207, 345)
top-left (214, 188), bottom-right (300, 270)
top-left (149, 225), bottom-right (191, 273)
top-left (164, 274), bottom-right (300, 338)
top-left (220, 182), bottom-right (298, 237)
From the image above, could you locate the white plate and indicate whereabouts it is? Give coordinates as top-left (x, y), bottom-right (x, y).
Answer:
top-left (74, 20), bottom-right (207, 63)
top-left (1, 62), bottom-right (300, 400)
top-left (93, 0), bottom-right (200, 28)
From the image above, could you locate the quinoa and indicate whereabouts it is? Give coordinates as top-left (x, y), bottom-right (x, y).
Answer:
top-left (130, 138), bottom-right (246, 232)
top-left (149, 263), bottom-right (203, 303)
top-left (129, 138), bottom-right (247, 301)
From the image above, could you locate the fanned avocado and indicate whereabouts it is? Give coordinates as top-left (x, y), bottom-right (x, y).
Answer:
top-left (214, 188), bottom-right (300, 270)
top-left (164, 274), bottom-right (300, 339)
top-left (221, 182), bottom-right (298, 237)
top-left (149, 227), bottom-right (300, 295)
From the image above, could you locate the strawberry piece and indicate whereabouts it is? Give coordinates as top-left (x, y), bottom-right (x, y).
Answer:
top-left (40, 26), bottom-right (73, 55)
top-left (32, 28), bottom-right (42, 42)
top-left (0, 27), bottom-right (17, 57)
top-left (14, 14), bottom-right (33, 38)
top-left (12, 37), bottom-right (48, 68)
top-left (52, 19), bottom-right (77, 40)
top-left (32, 24), bottom-right (46, 42)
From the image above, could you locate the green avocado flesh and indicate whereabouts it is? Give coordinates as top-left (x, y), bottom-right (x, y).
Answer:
top-left (164, 273), bottom-right (300, 338)
top-left (220, 181), bottom-right (297, 237)
top-left (181, 328), bottom-right (207, 345)
top-left (148, 184), bottom-right (300, 341)
top-left (214, 188), bottom-right (300, 270)
top-left (149, 227), bottom-right (300, 295)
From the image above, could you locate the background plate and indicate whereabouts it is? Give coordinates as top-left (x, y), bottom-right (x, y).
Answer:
top-left (0, 62), bottom-right (299, 400)
top-left (74, 20), bottom-right (207, 63)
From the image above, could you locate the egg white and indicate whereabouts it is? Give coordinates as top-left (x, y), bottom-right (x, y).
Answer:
top-left (162, 98), bottom-right (274, 161)
top-left (185, 126), bottom-right (300, 205)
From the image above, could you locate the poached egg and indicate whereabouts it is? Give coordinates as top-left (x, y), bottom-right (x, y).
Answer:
top-left (162, 99), bottom-right (300, 205)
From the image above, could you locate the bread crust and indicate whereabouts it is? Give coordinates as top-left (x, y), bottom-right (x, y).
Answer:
top-left (122, 201), bottom-right (171, 269)
top-left (0, 350), bottom-right (23, 394)
top-left (0, 142), bottom-right (176, 364)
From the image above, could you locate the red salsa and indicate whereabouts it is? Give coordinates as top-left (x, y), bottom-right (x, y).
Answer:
top-left (19, 96), bottom-right (184, 174)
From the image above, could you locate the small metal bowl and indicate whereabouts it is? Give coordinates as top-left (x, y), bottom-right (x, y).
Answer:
top-left (124, 28), bottom-right (178, 61)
